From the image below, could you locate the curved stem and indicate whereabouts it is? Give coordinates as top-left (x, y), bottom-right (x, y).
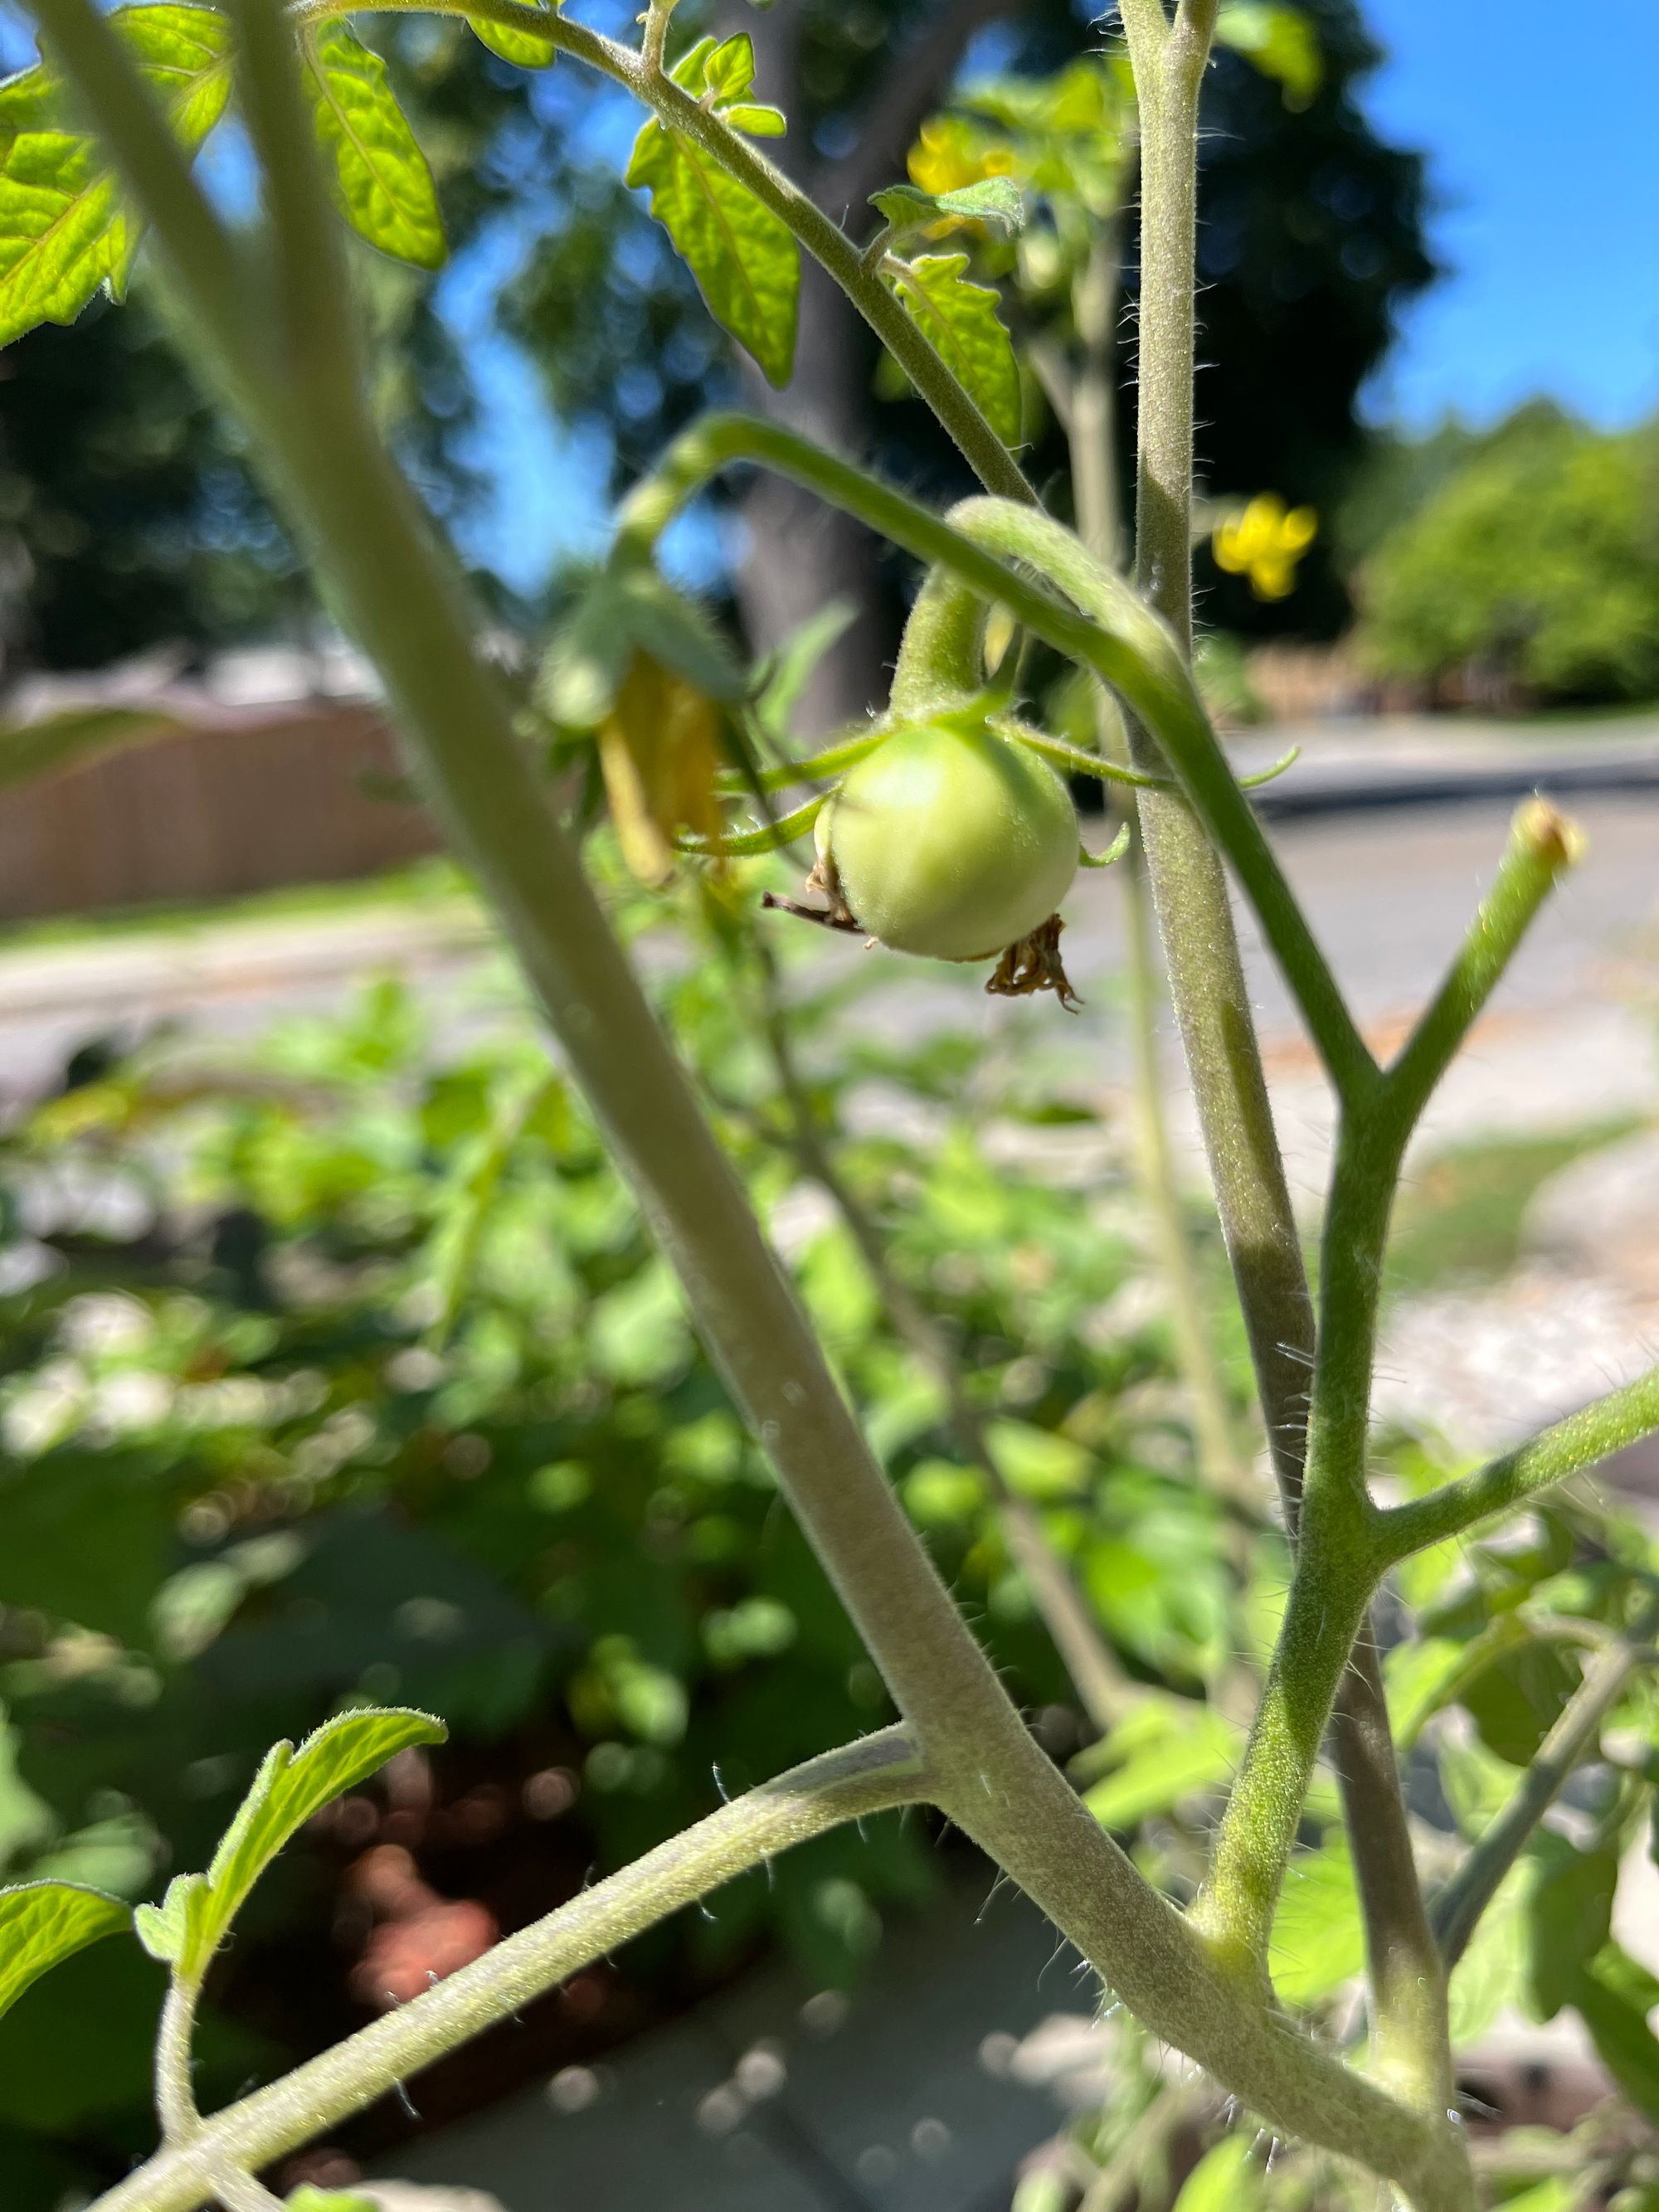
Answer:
top-left (288, 0), bottom-right (1034, 504)
top-left (1385, 798), bottom-right (1584, 1143)
top-left (155, 1977), bottom-right (204, 2145)
top-left (1379, 1364), bottom-right (1659, 1562)
top-left (92, 1733), bottom-right (928, 2212)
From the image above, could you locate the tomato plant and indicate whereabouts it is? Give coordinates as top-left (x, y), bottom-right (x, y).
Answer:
top-left (1, 5), bottom-right (1656, 2212)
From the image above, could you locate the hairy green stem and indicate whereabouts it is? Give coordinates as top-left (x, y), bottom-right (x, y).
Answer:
top-left (289, 0), bottom-right (1034, 504)
top-left (1381, 1366), bottom-right (1659, 1561)
top-left (1116, 11), bottom-right (1460, 2162)
top-left (91, 1733), bottom-right (927, 2212)
top-left (154, 1978), bottom-right (204, 2145)
top-left (1433, 1605), bottom-right (1659, 1968)
top-left (1385, 797), bottom-right (1585, 1140)
top-left (232, 0), bottom-right (353, 386)
top-left (1068, 227), bottom-right (1251, 1506)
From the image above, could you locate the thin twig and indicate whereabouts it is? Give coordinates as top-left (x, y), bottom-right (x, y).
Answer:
top-left (90, 1733), bottom-right (929, 2212)
top-left (1433, 1605), bottom-right (1659, 1967)
top-left (742, 931), bottom-right (1136, 1733)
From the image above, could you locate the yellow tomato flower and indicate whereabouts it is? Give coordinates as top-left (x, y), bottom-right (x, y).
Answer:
top-left (907, 116), bottom-right (1017, 199)
top-left (1212, 494), bottom-right (1318, 601)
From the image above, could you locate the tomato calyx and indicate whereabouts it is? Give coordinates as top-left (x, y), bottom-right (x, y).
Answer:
top-left (987, 916), bottom-right (1082, 1011)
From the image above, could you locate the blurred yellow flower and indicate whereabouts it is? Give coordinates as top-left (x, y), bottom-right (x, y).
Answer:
top-left (907, 116), bottom-right (1017, 198)
top-left (1212, 494), bottom-right (1318, 600)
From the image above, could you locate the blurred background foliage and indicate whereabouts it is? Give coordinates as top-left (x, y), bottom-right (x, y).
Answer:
top-left (5, 854), bottom-right (1659, 2204)
top-left (0, 858), bottom-right (1253, 2197)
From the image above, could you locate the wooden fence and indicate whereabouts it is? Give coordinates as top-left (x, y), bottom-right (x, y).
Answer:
top-left (0, 701), bottom-right (442, 923)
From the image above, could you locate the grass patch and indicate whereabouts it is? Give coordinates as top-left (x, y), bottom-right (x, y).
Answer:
top-left (1387, 1121), bottom-right (1642, 1296)
top-left (0, 857), bottom-right (477, 957)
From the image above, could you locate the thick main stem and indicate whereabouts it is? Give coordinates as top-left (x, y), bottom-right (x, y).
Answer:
top-left (1117, 3), bottom-right (1463, 2169)
top-left (1069, 229), bottom-right (1250, 1506)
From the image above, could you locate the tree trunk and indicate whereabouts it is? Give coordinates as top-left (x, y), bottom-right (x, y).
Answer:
top-left (723, 0), bottom-right (1019, 734)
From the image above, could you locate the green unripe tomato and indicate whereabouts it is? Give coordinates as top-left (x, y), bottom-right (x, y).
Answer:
top-left (820, 717), bottom-right (1078, 961)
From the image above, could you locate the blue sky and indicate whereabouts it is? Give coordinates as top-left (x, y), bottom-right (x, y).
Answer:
top-left (1355, 0), bottom-right (1657, 430)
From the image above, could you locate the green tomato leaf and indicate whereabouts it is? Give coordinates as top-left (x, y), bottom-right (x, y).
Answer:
top-left (302, 22), bottom-right (446, 271)
top-left (287, 2194), bottom-right (378, 2212)
top-left (0, 704), bottom-right (186, 791)
top-left (1083, 1697), bottom-right (1239, 1831)
top-left (870, 177), bottom-right (1024, 238)
top-left (469, 1), bottom-right (560, 69)
top-left (1171, 2135), bottom-right (1266, 2212)
top-left (1573, 1943), bottom-right (1659, 2122)
top-left (718, 103), bottom-right (786, 138)
top-left (0, 1882), bottom-right (129, 2024)
top-left (1269, 1838), bottom-right (1365, 2008)
top-left (1525, 1832), bottom-right (1617, 2020)
top-left (134, 1708), bottom-right (445, 1977)
top-left (1447, 1860), bottom-right (1530, 2048)
top-left (625, 104), bottom-right (797, 386)
top-left (883, 251), bottom-right (1021, 445)
top-left (1214, 3), bottom-right (1323, 109)
top-left (0, 3), bottom-right (232, 348)
top-left (677, 32), bottom-right (756, 102)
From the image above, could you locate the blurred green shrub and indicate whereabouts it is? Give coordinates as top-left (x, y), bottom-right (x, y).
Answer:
top-left (0, 887), bottom-right (1243, 2190)
top-left (1357, 407), bottom-right (1659, 707)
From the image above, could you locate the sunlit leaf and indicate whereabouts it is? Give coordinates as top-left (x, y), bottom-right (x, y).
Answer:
top-left (1447, 1860), bottom-right (1530, 2047)
top-left (0, 704), bottom-right (185, 791)
top-left (302, 22), bottom-right (446, 271)
top-left (0, 4), bottom-right (232, 347)
top-left (883, 251), bottom-right (1020, 445)
top-left (679, 32), bottom-right (755, 103)
top-left (625, 32), bottom-right (797, 385)
top-left (135, 1708), bottom-right (445, 1978)
top-left (871, 177), bottom-right (1024, 238)
top-left (0, 1882), bottom-right (129, 2025)
top-left (469, 0), bottom-right (560, 69)
top-left (1083, 1697), bottom-right (1238, 1830)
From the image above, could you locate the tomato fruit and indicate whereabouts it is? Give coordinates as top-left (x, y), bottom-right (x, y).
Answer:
top-left (818, 716), bottom-right (1078, 961)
